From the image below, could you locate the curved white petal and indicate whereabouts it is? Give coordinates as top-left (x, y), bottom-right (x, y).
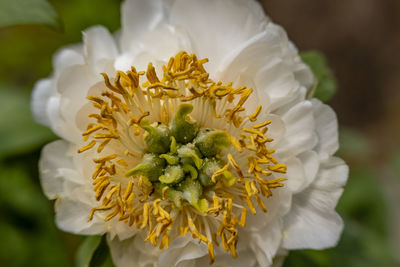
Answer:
top-left (120, 0), bottom-right (166, 52)
top-left (170, 0), bottom-right (268, 74)
top-left (158, 237), bottom-right (208, 267)
top-left (116, 25), bottom-right (192, 72)
top-left (249, 219), bottom-right (282, 267)
top-left (52, 47), bottom-right (84, 73)
top-left (287, 42), bottom-right (314, 89)
top-left (311, 99), bottom-right (339, 160)
top-left (33, 0), bottom-right (347, 265)
top-left (55, 196), bottom-right (107, 235)
top-left (56, 65), bottom-right (100, 142)
top-left (282, 157), bottom-right (348, 249)
top-left (297, 150), bottom-right (320, 191)
top-left (39, 140), bottom-right (81, 199)
top-left (275, 101), bottom-right (318, 159)
top-left (31, 78), bottom-right (54, 127)
top-left (83, 25), bottom-right (118, 75)
top-left (285, 156), bottom-right (306, 193)
top-left (216, 24), bottom-right (302, 110)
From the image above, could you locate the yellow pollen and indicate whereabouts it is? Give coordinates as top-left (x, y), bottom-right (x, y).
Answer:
top-left (77, 51), bottom-right (287, 264)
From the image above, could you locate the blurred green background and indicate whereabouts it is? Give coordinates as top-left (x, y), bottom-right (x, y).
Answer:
top-left (0, 0), bottom-right (399, 266)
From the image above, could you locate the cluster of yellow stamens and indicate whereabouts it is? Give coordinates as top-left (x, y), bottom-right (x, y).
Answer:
top-left (78, 51), bottom-right (286, 264)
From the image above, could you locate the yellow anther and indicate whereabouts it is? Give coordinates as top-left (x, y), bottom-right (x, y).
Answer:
top-left (230, 136), bottom-right (243, 152)
top-left (97, 138), bottom-right (111, 153)
top-left (243, 128), bottom-right (264, 138)
top-left (208, 242), bottom-right (215, 264)
top-left (122, 181), bottom-right (134, 200)
top-left (88, 203), bottom-right (115, 221)
top-left (78, 140), bottom-right (96, 153)
top-left (211, 164), bottom-right (229, 183)
top-left (146, 62), bottom-right (160, 83)
top-left (83, 124), bottom-right (103, 136)
top-left (255, 195), bottom-right (267, 212)
top-left (105, 206), bottom-right (120, 221)
top-left (239, 208), bottom-right (247, 227)
top-left (244, 181), bottom-right (253, 196)
top-left (268, 163), bottom-right (287, 173)
top-left (227, 153), bottom-right (243, 178)
top-left (101, 73), bottom-right (122, 94)
top-left (245, 197), bottom-right (256, 215)
top-left (93, 154), bottom-right (117, 163)
top-left (249, 105), bottom-right (262, 121)
top-left (252, 120), bottom-right (271, 129)
top-left (105, 184), bottom-right (120, 200)
top-left (141, 203), bottom-right (150, 229)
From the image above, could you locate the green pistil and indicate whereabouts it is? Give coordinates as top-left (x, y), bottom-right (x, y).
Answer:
top-left (126, 103), bottom-right (234, 212)
top-left (170, 104), bottom-right (199, 144)
top-left (140, 120), bottom-right (171, 154)
top-left (159, 165), bottom-right (184, 184)
top-left (177, 144), bottom-right (203, 169)
top-left (125, 154), bottom-right (165, 181)
top-left (195, 128), bottom-right (231, 157)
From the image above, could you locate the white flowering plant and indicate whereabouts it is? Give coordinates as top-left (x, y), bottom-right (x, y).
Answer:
top-left (28, 0), bottom-right (351, 266)
top-left (0, 0), bottom-right (373, 266)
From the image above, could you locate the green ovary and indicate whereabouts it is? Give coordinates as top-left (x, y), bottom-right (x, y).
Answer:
top-left (126, 104), bottom-right (234, 213)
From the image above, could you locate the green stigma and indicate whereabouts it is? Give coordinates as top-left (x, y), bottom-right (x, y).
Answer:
top-left (126, 104), bottom-right (234, 212)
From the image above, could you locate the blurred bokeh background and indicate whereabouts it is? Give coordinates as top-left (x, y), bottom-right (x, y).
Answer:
top-left (0, 0), bottom-right (399, 266)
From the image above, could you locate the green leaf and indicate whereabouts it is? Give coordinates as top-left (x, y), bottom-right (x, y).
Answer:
top-left (0, 86), bottom-right (56, 159)
top-left (76, 236), bottom-right (101, 267)
top-left (300, 50), bottom-right (337, 102)
top-left (0, 0), bottom-right (60, 28)
top-left (0, 165), bottom-right (71, 266)
top-left (76, 235), bottom-right (115, 267)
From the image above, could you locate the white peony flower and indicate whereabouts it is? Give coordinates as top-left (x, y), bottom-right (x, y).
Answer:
top-left (32, 0), bottom-right (348, 266)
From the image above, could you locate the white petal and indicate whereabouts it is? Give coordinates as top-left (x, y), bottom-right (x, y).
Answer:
top-left (216, 24), bottom-right (303, 110)
top-left (107, 233), bottom-right (161, 267)
top-left (170, 0), bottom-right (268, 74)
top-left (311, 99), bottom-right (339, 160)
top-left (284, 151), bottom-right (320, 195)
top-left (254, 59), bottom-right (299, 111)
top-left (39, 140), bottom-right (82, 199)
top-left (55, 196), bottom-right (107, 235)
top-left (56, 65), bottom-right (99, 142)
top-left (275, 101), bottom-right (318, 159)
top-left (158, 237), bottom-right (207, 267)
top-left (249, 219), bottom-right (282, 267)
top-left (31, 78), bottom-right (53, 127)
top-left (311, 157), bottom-right (348, 202)
top-left (282, 157), bottom-right (348, 249)
top-left (194, 249), bottom-right (257, 267)
top-left (297, 150), bottom-right (320, 190)
top-left (53, 44), bottom-right (85, 79)
top-left (264, 114), bottom-right (286, 146)
top-left (115, 25), bottom-right (192, 72)
top-left (285, 156), bottom-right (306, 193)
top-left (83, 26), bottom-right (118, 75)
top-left (246, 187), bottom-right (287, 231)
top-left (52, 47), bottom-right (84, 75)
top-left (287, 42), bottom-right (314, 89)
top-left (120, 0), bottom-right (165, 52)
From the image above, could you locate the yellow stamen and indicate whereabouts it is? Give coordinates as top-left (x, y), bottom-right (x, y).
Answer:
top-left (80, 51), bottom-right (288, 264)
top-left (77, 140), bottom-right (96, 153)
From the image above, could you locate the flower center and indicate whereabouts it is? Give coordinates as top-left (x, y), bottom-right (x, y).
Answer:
top-left (126, 107), bottom-right (233, 213)
top-left (78, 51), bottom-right (287, 264)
